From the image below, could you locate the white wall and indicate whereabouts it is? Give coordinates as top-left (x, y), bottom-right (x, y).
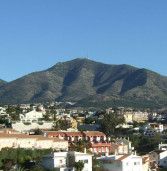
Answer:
top-left (12, 122), bottom-right (53, 132)
top-left (149, 151), bottom-right (167, 167)
top-left (98, 155), bottom-right (142, 171)
top-left (75, 155), bottom-right (92, 171)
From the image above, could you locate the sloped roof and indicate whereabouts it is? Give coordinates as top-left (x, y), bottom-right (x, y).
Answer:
top-left (116, 154), bottom-right (131, 161)
top-left (64, 132), bottom-right (83, 136)
top-left (83, 131), bottom-right (106, 136)
top-left (45, 131), bottom-right (66, 136)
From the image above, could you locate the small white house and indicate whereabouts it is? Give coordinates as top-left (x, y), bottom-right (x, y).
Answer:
top-left (149, 150), bottom-right (167, 167)
top-left (19, 110), bottom-right (43, 122)
top-left (40, 151), bottom-right (93, 171)
top-left (98, 154), bottom-right (142, 171)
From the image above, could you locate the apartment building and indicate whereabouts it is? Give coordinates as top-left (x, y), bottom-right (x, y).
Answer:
top-left (45, 131), bottom-right (128, 155)
top-left (0, 129), bottom-right (68, 151)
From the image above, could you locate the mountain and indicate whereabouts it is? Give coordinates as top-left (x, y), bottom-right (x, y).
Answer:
top-left (0, 79), bottom-right (7, 87)
top-left (0, 58), bottom-right (167, 108)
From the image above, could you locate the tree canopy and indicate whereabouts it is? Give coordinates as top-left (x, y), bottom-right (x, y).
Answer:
top-left (100, 113), bottom-right (125, 136)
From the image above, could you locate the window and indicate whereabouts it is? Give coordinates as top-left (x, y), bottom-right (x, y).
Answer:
top-left (79, 160), bottom-right (88, 164)
top-left (134, 162), bottom-right (140, 165)
top-left (59, 160), bottom-right (63, 164)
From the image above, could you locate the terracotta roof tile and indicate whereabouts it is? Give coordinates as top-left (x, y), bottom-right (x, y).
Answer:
top-left (52, 138), bottom-right (68, 142)
top-left (30, 135), bottom-right (53, 141)
top-left (45, 131), bottom-right (66, 136)
top-left (0, 128), bottom-right (20, 133)
top-left (83, 131), bottom-right (106, 136)
top-left (116, 155), bottom-right (131, 161)
top-left (0, 133), bottom-right (37, 139)
top-left (64, 132), bottom-right (83, 136)
top-left (142, 156), bottom-right (156, 164)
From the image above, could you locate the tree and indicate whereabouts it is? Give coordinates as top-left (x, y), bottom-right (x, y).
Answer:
top-left (34, 128), bottom-right (43, 135)
top-left (4, 160), bottom-right (13, 171)
top-left (30, 165), bottom-right (46, 171)
top-left (72, 139), bottom-right (91, 153)
top-left (52, 119), bottom-right (70, 131)
top-left (74, 161), bottom-right (84, 171)
top-left (153, 133), bottom-right (163, 144)
top-left (43, 114), bottom-right (51, 121)
top-left (101, 113), bottom-right (125, 136)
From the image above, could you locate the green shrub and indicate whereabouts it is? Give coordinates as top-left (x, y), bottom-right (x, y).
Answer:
top-left (23, 122), bottom-right (31, 125)
top-left (37, 122), bottom-right (43, 125)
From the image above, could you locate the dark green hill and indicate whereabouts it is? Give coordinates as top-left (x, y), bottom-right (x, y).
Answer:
top-left (0, 58), bottom-right (167, 108)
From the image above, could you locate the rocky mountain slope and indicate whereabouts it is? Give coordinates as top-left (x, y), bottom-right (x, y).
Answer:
top-left (0, 58), bottom-right (167, 108)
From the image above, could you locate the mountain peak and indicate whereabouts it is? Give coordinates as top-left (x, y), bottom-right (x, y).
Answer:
top-left (0, 59), bottom-right (166, 108)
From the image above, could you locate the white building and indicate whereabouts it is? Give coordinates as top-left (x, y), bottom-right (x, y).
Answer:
top-left (149, 150), bottom-right (167, 167)
top-left (0, 107), bottom-right (6, 114)
top-left (40, 151), bottom-right (93, 171)
top-left (143, 123), bottom-right (164, 137)
top-left (98, 154), bottom-right (142, 171)
top-left (159, 143), bottom-right (167, 150)
top-left (19, 110), bottom-right (43, 122)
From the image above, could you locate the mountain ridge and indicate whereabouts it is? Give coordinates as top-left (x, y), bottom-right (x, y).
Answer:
top-left (0, 79), bottom-right (7, 87)
top-left (0, 58), bottom-right (167, 108)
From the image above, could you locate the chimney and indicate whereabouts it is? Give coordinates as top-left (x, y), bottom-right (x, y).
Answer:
top-left (114, 150), bottom-right (118, 155)
top-left (105, 152), bottom-right (108, 157)
top-left (84, 148), bottom-right (87, 154)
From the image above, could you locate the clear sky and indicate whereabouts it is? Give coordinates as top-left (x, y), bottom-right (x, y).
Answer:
top-left (0, 0), bottom-right (167, 82)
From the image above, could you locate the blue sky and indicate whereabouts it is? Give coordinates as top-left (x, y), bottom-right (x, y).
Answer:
top-left (0, 0), bottom-right (167, 81)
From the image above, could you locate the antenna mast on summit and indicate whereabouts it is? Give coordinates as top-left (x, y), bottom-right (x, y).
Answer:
top-left (87, 50), bottom-right (89, 59)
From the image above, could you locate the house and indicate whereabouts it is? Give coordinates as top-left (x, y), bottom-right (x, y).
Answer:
top-left (40, 151), bottom-right (93, 171)
top-left (81, 131), bottom-right (111, 155)
top-left (159, 143), bottom-right (167, 150)
top-left (109, 143), bottom-right (128, 155)
top-left (142, 155), bottom-right (157, 171)
top-left (132, 112), bottom-right (149, 123)
top-left (123, 112), bottom-right (133, 123)
top-left (98, 154), bottom-right (143, 171)
top-left (0, 129), bottom-right (68, 151)
top-left (115, 138), bottom-right (133, 153)
top-left (19, 110), bottom-right (44, 122)
top-left (149, 150), bottom-right (167, 167)
top-left (143, 123), bottom-right (164, 137)
top-left (45, 131), bottom-right (66, 139)
top-left (45, 131), bottom-right (111, 155)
